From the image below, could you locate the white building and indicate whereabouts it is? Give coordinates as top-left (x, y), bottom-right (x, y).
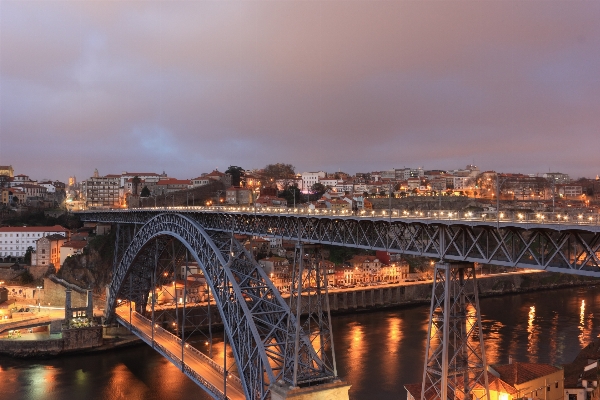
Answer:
top-left (300, 172), bottom-right (326, 192)
top-left (319, 178), bottom-right (338, 189)
top-left (191, 177), bottom-right (211, 187)
top-left (0, 226), bottom-right (69, 259)
top-left (38, 181), bottom-right (57, 193)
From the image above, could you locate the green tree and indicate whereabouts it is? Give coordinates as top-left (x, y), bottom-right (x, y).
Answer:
top-left (226, 166), bottom-right (245, 187)
top-left (262, 163), bottom-right (296, 188)
top-left (19, 270), bottom-right (34, 284)
top-left (132, 176), bottom-right (141, 196)
top-left (24, 246), bottom-right (34, 265)
top-left (140, 186), bottom-right (151, 197)
top-left (311, 182), bottom-right (326, 196)
top-left (279, 184), bottom-right (302, 206)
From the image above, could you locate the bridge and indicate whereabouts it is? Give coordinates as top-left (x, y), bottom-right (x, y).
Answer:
top-left (78, 206), bottom-right (600, 400)
top-left (81, 206), bottom-right (600, 275)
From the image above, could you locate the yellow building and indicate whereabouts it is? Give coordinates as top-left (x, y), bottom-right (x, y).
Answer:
top-left (405, 362), bottom-right (563, 400)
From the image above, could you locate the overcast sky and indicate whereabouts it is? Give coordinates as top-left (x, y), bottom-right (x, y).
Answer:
top-left (1, 1), bottom-right (599, 182)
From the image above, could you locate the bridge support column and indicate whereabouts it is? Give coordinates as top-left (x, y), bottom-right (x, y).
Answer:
top-left (421, 262), bottom-right (489, 400)
top-left (270, 380), bottom-right (351, 400)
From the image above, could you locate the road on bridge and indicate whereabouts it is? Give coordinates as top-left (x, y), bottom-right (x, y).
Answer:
top-left (115, 308), bottom-right (245, 400)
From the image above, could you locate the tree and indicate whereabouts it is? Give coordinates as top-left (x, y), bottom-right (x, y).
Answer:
top-left (19, 270), bottom-right (34, 284)
top-left (226, 166), bottom-right (245, 187)
top-left (279, 184), bottom-right (302, 206)
top-left (262, 163), bottom-right (295, 188)
top-left (311, 182), bottom-right (326, 196)
top-left (140, 186), bottom-right (151, 197)
top-left (24, 246), bottom-right (34, 265)
top-left (132, 176), bottom-right (141, 196)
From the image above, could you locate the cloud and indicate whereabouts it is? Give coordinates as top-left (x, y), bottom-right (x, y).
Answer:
top-left (1, 1), bottom-right (600, 181)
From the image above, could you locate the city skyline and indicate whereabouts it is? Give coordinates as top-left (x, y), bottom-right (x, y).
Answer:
top-left (1, 2), bottom-right (600, 182)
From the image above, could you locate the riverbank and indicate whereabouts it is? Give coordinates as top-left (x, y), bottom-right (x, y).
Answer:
top-left (327, 271), bottom-right (599, 314)
top-left (0, 325), bottom-right (142, 358)
top-left (1, 270), bottom-right (596, 358)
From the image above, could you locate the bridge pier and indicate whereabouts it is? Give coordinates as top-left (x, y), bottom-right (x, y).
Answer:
top-left (421, 262), bottom-right (490, 400)
top-left (270, 380), bottom-right (351, 400)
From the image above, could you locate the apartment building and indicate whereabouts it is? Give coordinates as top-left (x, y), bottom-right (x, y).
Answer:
top-left (82, 174), bottom-right (121, 209)
top-left (0, 226), bottom-right (69, 259)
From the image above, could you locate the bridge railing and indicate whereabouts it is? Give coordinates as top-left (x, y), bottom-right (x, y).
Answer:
top-left (117, 313), bottom-right (231, 400)
top-left (127, 312), bottom-right (243, 388)
top-left (117, 205), bottom-right (600, 227)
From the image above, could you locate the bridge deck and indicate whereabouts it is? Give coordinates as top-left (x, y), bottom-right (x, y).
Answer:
top-left (115, 308), bottom-right (245, 400)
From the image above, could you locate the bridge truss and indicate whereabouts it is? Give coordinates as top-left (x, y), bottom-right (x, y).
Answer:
top-left (81, 209), bottom-right (600, 276)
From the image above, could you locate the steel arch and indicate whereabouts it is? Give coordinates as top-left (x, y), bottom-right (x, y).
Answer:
top-left (106, 213), bottom-right (332, 400)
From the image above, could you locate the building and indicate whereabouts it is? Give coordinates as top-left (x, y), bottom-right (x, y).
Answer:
top-left (405, 361), bottom-right (563, 400)
top-left (204, 169), bottom-right (232, 187)
top-left (11, 184), bottom-right (47, 200)
top-left (60, 241), bottom-right (88, 266)
top-left (556, 184), bottom-right (584, 199)
top-left (0, 165), bottom-right (14, 178)
top-left (191, 177), bottom-right (211, 187)
top-left (119, 172), bottom-right (163, 188)
top-left (563, 338), bottom-right (600, 400)
top-left (152, 178), bottom-right (191, 196)
top-left (491, 362), bottom-right (564, 400)
top-left (544, 172), bottom-right (570, 185)
top-left (34, 234), bottom-right (68, 268)
top-left (82, 173), bottom-right (121, 209)
top-left (226, 187), bottom-right (252, 205)
top-left (300, 172), bottom-right (326, 192)
top-left (0, 226), bottom-right (69, 259)
top-left (258, 256), bottom-right (291, 292)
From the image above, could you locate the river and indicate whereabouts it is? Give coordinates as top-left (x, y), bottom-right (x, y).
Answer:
top-left (1, 285), bottom-right (599, 400)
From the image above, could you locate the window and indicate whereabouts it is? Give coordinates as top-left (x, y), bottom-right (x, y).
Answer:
top-left (556, 383), bottom-right (559, 389)
top-left (569, 394), bottom-right (577, 400)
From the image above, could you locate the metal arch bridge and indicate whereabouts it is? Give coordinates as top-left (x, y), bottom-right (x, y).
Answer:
top-left (79, 206), bottom-right (600, 276)
top-left (77, 207), bottom-right (600, 400)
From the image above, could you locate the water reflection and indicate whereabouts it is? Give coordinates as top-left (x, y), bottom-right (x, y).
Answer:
top-left (3, 286), bottom-right (600, 400)
top-left (386, 316), bottom-right (403, 381)
top-left (527, 306), bottom-right (539, 360)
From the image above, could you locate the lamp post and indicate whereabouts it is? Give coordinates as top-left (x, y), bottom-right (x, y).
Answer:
top-left (36, 286), bottom-right (42, 312)
top-left (496, 174), bottom-right (510, 228)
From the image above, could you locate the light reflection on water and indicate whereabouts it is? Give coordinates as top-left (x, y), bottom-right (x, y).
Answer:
top-left (2, 286), bottom-right (600, 400)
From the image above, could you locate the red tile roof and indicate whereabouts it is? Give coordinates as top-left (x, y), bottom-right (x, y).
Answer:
top-left (0, 225), bottom-right (69, 233)
top-left (62, 241), bottom-right (87, 249)
top-left (494, 362), bottom-right (560, 386)
top-left (156, 179), bottom-right (191, 185)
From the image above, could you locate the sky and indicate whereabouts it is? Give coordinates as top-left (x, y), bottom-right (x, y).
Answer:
top-left (1, 1), bottom-right (599, 183)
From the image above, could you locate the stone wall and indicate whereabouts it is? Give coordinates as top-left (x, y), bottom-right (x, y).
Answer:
top-left (0, 326), bottom-right (104, 357)
top-left (325, 272), bottom-right (597, 312)
top-left (0, 268), bottom-right (23, 282)
top-left (0, 337), bottom-right (64, 357)
top-left (41, 277), bottom-right (88, 307)
top-left (62, 326), bottom-right (103, 350)
top-left (28, 265), bottom-right (49, 280)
